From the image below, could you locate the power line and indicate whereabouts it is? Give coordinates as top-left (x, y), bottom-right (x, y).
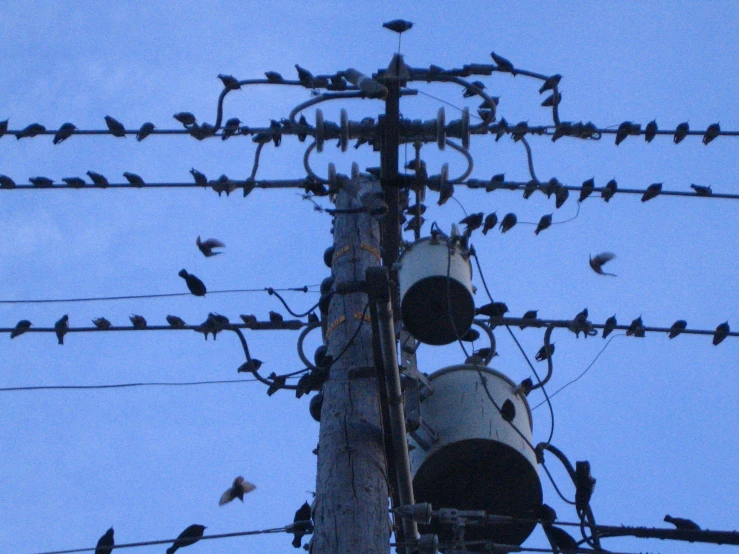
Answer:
top-left (0, 378), bottom-right (269, 393)
top-left (1, 320), bottom-right (307, 335)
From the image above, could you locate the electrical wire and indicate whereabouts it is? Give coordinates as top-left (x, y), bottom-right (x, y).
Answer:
top-left (0, 378), bottom-right (268, 393)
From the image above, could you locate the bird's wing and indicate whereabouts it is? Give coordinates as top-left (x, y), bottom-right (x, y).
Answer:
top-left (241, 481), bottom-right (257, 494)
top-left (593, 252), bottom-right (616, 264)
top-left (219, 488), bottom-right (234, 506)
top-left (202, 238), bottom-right (225, 248)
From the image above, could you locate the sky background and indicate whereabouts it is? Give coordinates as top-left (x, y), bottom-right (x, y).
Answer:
top-left (1, 2), bottom-right (737, 553)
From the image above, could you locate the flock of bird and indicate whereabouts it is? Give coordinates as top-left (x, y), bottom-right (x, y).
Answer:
top-left (88, 477), bottom-right (311, 553)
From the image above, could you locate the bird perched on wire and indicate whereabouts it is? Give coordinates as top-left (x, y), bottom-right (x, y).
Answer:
top-left (476, 302), bottom-right (509, 318)
top-left (641, 182), bottom-right (662, 202)
top-left (539, 74), bottom-right (561, 94)
top-left (10, 319), bottom-right (32, 338)
top-left (136, 122), bottom-right (154, 141)
top-left (92, 317), bottom-right (111, 330)
top-left (218, 74), bottom-right (241, 90)
top-left (626, 316), bottom-right (645, 337)
top-left (238, 359), bottom-right (263, 372)
top-left (520, 310), bottom-right (538, 329)
top-left (482, 212), bottom-right (498, 235)
top-left (16, 122), bottom-right (46, 139)
top-left (87, 171), bottom-right (109, 188)
top-left (499, 213), bottom-right (517, 233)
top-left (130, 315), bottom-right (147, 329)
top-left (535, 342), bottom-right (555, 362)
top-left (166, 524), bottom-right (206, 554)
top-left (668, 320), bottom-right (687, 339)
top-left (167, 315), bottom-right (186, 328)
top-left (713, 321), bottom-right (730, 345)
top-left (535, 214), bottom-right (552, 235)
top-left (174, 112), bottom-right (196, 127)
top-left (0, 175), bottom-right (16, 188)
top-left (463, 80), bottom-right (486, 98)
top-left (645, 119), bottom-right (658, 142)
top-left (690, 183), bottom-right (712, 197)
top-left (543, 525), bottom-right (578, 554)
top-left (603, 315), bottom-right (617, 339)
top-left (579, 178), bottom-right (594, 202)
top-left (219, 476), bottom-right (256, 506)
top-left (221, 117), bottom-right (241, 140)
top-left (55, 315), bottom-right (69, 345)
top-left (460, 212), bottom-right (484, 237)
top-left (265, 71), bottom-right (283, 82)
top-left (240, 314), bottom-right (258, 326)
top-left (601, 179), bottom-right (617, 202)
top-left (664, 515), bottom-right (700, 531)
top-left (30, 176), bottom-right (54, 187)
top-left (53, 123), bottom-right (76, 145)
top-left (189, 168), bottom-right (207, 186)
top-left (703, 123), bottom-right (720, 145)
top-left (123, 172), bottom-right (145, 187)
top-left (291, 501), bottom-right (313, 548)
top-left (269, 311), bottom-right (284, 324)
top-left (104, 116), bottom-right (126, 137)
top-left (383, 19), bottom-right (413, 33)
top-left (490, 51), bottom-right (515, 73)
top-left (589, 252), bottom-right (616, 276)
top-left (196, 236), bottom-right (225, 257)
top-left (95, 527), bottom-right (114, 554)
top-left (673, 122), bottom-right (689, 144)
top-left (179, 269), bottom-right (206, 296)
top-left (574, 461), bottom-right (596, 515)
top-left (438, 181), bottom-right (454, 206)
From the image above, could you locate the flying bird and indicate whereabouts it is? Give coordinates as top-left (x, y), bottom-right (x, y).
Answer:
top-left (16, 123), bottom-right (46, 139)
top-left (123, 172), bottom-right (145, 187)
top-left (189, 168), bottom-right (207, 186)
top-left (673, 122), bottom-right (689, 144)
top-left (166, 315), bottom-right (186, 328)
top-left (476, 302), bottom-right (509, 318)
top-left (626, 316), bottom-right (645, 337)
top-left (603, 315), bottom-right (617, 339)
top-left (53, 123), bottom-right (76, 144)
top-left (55, 315), bottom-right (69, 345)
top-left (520, 310), bottom-right (538, 329)
top-left (579, 178), bottom-right (594, 202)
top-left (219, 476), bottom-right (256, 505)
top-left (713, 321), bottom-right (730, 345)
top-left (645, 119), bottom-right (658, 142)
top-left (535, 342), bottom-right (555, 362)
top-left (174, 112), bottom-right (196, 127)
top-left (0, 174), bottom-right (16, 188)
top-left (535, 214), bottom-right (552, 235)
top-left (291, 501), bottom-right (313, 548)
top-left (589, 252), bottom-right (616, 276)
top-left (690, 183), bottom-right (712, 196)
top-left (383, 19), bottom-right (413, 33)
top-left (136, 122), bottom-right (154, 141)
top-left (664, 515), bottom-right (700, 531)
top-left (179, 269), bottom-right (206, 296)
top-left (104, 116), bottom-right (126, 137)
top-left (62, 177), bottom-right (86, 188)
top-left (92, 317), bottom-right (111, 330)
top-left (499, 213), bottom-right (517, 233)
top-left (482, 212), bottom-right (498, 235)
top-left (87, 171), bottom-right (109, 188)
top-left (666, 320), bottom-right (687, 339)
top-left (641, 183), bottom-right (662, 202)
top-left (601, 179), bottom-right (617, 202)
top-left (166, 524), bottom-right (206, 554)
top-left (539, 74), bottom-right (562, 94)
top-left (95, 527), bottom-right (114, 554)
top-left (130, 315), bottom-right (147, 329)
top-left (218, 73), bottom-right (241, 90)
top-left (490, 51), bottom-right (514, 73)
top-left (197, 236), bottom-right (225, 257)
top-left (460, 212), bottom-right (484, 236)
top-left (10, 320), bottom-right (32, 338)
top-left (29, 176), bottom-right (54, 187)
top-left (222, 117), bottom-right (240, 140)
top-left (703, 123), bottom-right (720, 145)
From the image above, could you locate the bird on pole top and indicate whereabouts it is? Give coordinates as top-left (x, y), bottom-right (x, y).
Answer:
top-left (382, 19), bottom-right (413, 34)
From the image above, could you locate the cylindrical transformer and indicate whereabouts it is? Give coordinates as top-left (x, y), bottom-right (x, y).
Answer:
top-left (396, 235), bottom-right (474, 345)
top-left (409, 364), bottom-right (542, 547)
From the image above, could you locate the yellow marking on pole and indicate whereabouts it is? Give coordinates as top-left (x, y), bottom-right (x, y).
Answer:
top-left (332, 244), bottom-right (351, 264)
top-left (354, 311), bottom-right (372, 322)
top-left (326, 315), bottom-right (346, 337)
top-left (361, 243), bottom-right (381, 260)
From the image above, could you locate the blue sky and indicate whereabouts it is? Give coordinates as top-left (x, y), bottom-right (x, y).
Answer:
top-left (1, 2), bottom-right (737, 553)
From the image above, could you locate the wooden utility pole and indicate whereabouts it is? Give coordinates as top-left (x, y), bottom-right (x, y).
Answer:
top-left (312, 178), bottom-right (391, 554)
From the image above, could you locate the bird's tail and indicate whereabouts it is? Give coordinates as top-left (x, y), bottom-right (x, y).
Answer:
top-left (166, 546), bottom-right (177, 554)
top-left (292, 536), bottom-right (302, 548)
top-left (58, 336), bottom-right (64, 345)
top-left (602, 272), bottom-right (617, 277)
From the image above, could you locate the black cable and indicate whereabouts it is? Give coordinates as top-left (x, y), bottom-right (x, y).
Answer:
top-left (0, 378), bottom-right (271, 393)
top-left (267, 288), bottom-right (320, 318)
top-left (520, 136), bottom-right (538, 181)
top-left (328, 301), bottom-right (371, 368)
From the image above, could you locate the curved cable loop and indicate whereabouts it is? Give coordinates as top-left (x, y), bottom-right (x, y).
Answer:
top-left (266, 288), bottom-right (319, 318)
top-left (302, 142), bottom-right (326, 183)
top-left (229, 327), bottom-right (300, 390)
top-left (520, 136), bottom-right (538, 182)
top-left (288, 91), bottom-right (365, 125)
top-left (444, 139), bottom-right (474, 183)
top-left (528, 325), bottom-right (555, 391)
top-left (297, 322), bottom-right (323, 371)
top-left (470, 319), bottom-right (496, 364)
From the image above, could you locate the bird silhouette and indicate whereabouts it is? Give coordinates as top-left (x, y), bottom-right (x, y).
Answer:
top-left (174, 112), bottom-right (196, 126)
top-left (589, 252), bottom-right (616, 276)
top-left (189, 168), bottom-right (207, 186)
top-left (523, 180), bottom-right (537, 199)
top-left (123, 172), bottom-right (145, 187)
top-left (615, 121), bottom-right (631, 145)
top-left (270, 119), bottom-right (282, 146)
top-left (461, 328), bottom-right (480, 342)
top-left (403, 216), bottom-right (425, 233)
top-left (500, 399), bottom-right (516, 422)
top-left (713, 321), bottom-right (730, 345)
top-left (541, 91), bottom-right (561, 107)
top-left (626, 316), bottom-right (645, 337)
top-left (95, 527), bottom-right (114, 554)
top-left (668, 320), bottom-right (687, 339)
top-left (222, 118), bottom-right (240, 140)
top-left (382, 19), bottom-right (413, 33)
top-left (460, 212), bottom-right (484, 236)
top-left (690, 184), bottom-right (712, 196)
top-left (437, 181), bottom-right (454, 206)
top-left (602, 179), bottom-right (617, 202)
top-left (136, 122), bottom-right (154, 141)
top-left (579, 178), bottom-right (594, 202)
top-left (55, 315), bottom-right (69, 345)
top-left (291, 501), bottom-right (313, 548)
top-left (53, 123), bottom-right (76, 144)
top-left (463, 80), bottom-right (485, 98)
top-left (520, 310), bottom-right (538, 329)
top-left (219, 476), bottom-right (256, 505)
top-left (16, 123), bottom-right (46, 139)
top-left (490, 51), bottom-right (514, 73)
top-left (482, 212), bottom-right (498, 235)
top-left (179, 270), bottom-right (206, 296)
top-left (238, 359), bottom-right (263, 372)
top-left (218, 74), bottom-right (241, 90)
top-left (166, 524), bottom-right (206, 554)
top-left (0, 119), bottom-right (7, 137)
top-left (197, 236), bottom-right (225, 257)
top-left (535, 342), bottom-right (555, 362)
top-left (476, 302), bottom-right (509, 318)
top-left (166, 315), bottom-right (186, 328)
top-left (645, 119), bottom-right (658, 142)
top-left (404, 202), bottom-right (426, 216)
top-left (539, 74), bottom-right (562, 94)
top-left (87, 171), bottom-right (109, 188)
top-left (0, 175), bottom-right (16, 188)
top-left (92, 317), bottom-right (111, 330)
top-left (240, 314), bottom-right (258, 325)
top-left (535, 214), bottom-right (552, 235)
top-left (575, 460), bottom-right (596, 514)
top-left (130, 315), bottom-right (147, 329)
top-left (62, 177), bottom-right (86, 188)
top-left (493, 119), bottom-right (508, 141)
top-left (641, 183), bottom-right (662, 202)
top-left (674, 122), bottom-right (689, 144)
top-left (10, 320), bottom-right (32, 338)
top-left (265, 71), bottom-right (283, 82)
top-left (29, 176), bottom-right (54, 187)
top-left (295, 64), bottom-right (315, 87)
top-left (104, 116), bottom-right (126, 137)
top-left (538, 503), bottom-right (558, 524)
top-left (500, 213), bottom-right (517, 233)
top-left (544, 524), bottom-right (578, 553)
top-left (602, 315), bottom-right (617, 339)
top-left (703, 123), bottom-right (720, 145)
top-left (664, 515), bottom-right (700, 531)
top-left (473, 347), bottom-right (497, 360)
top-left (269, 311), bottom-right (284, 324)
